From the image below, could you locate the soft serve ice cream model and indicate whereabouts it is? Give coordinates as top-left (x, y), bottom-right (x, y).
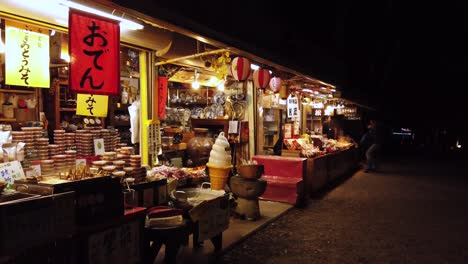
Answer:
top-left (208, 132), bottom-right (232, 167)
top-left (206, 132), bottom-right (233, 190)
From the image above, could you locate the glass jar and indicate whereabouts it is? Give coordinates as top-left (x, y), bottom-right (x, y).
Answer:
top-left (186, 128), bottom-right (213, 167)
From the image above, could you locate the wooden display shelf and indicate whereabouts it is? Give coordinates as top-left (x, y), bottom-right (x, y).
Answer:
top-left (114, 120), bottom-right (130, 127)
top-left (60, 108), bottom-right (77, 112)
top-left (0, 118), bottom-right (17, 122)
top-left (0, 89), bottom-right (35, 94)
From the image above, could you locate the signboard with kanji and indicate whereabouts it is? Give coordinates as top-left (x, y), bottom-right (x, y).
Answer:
top-left (287, 94), bottom-right (299, 118)
top-left (5, 21), bottom-right (50, 88)
top-left (76, 93), bottom-right (108, 117)
top-left (69, 9), bottom-right (120, 95)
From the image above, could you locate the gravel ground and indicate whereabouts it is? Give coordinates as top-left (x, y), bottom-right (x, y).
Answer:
top-left (220, 154), bottom-right (468, 264)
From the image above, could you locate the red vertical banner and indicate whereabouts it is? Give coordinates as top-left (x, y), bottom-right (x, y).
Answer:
top-left (158, 77), bottom-right (168, 119)
top-left (69, 9), bottom-right (120, 95)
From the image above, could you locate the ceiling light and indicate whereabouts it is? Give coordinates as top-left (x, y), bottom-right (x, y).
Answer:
top-left (331, 89), bottom-right (336, 92)
top-left (302, 89), bottom-right (313, 93)
top-left (59, 0), bottom-right (144, 30)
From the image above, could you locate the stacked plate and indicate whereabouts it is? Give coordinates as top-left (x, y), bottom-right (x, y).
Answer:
top-left (130, 155), bottom-right (141, 168)
top-left (76, 130), bottom-right (94, 156)
top-left (36, 138), bottom-right (50, 160)
top-left (65, 133), bottom-right (76, 151)
top-left (11, 131), bottom-right (25, 144)
top-left (52, 154), bottom-right (67, 173)
top-left (53, 130), bottom-right (66, 154)
top-left (20, 127), bottom-right (35, 160)
top-left (112, 160), bottom-right (126, 170)
top-left (65, 150), bottom-right (77, 169)
top-left (119, 147), bottom-right (134, 166)
top-left (101, 129), bottom-right (112, 152)
top-left (48, 144), bottom-right (60, 157)
top-left (41, 159), bottom-right (54, 175)
top-left (110, 128), bottom-right (120, 151)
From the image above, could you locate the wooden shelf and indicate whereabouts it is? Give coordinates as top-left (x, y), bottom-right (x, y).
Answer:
top-left (114, 120), bottom-right (130, 127)
top-left (0, 89), bottom-right (35, 94)
top-left (60, 108), bottom-right (76, 112)
top-left (0, 118), bottom-right (17, 122)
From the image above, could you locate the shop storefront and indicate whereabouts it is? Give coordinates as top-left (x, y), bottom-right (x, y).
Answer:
top-left (0, 0), bottom-right (365, 263)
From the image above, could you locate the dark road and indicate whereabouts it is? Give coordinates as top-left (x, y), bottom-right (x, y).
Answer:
top-left (221, 153), bottom-right (468, 263)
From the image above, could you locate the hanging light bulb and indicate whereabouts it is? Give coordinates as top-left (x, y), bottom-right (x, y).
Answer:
top-left (191, 69), bottom-right (200, 89)
top-left (301, 96), bottom-right (309, 105)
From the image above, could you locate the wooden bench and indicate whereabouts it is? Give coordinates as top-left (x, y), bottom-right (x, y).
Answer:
top-left (252, 155), bottom-right (307, 206)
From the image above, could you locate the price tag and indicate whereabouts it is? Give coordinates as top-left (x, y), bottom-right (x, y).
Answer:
top-left (228, 121), bottom-right (239, 134)
top-left (94, 139), bottom-right (105, 156)
top-left (29, 164), bottom-right (41, 177)
top-left (0, 161), bottom-right (25, 184)
top-left (76, 158), bottom-right (87, 168)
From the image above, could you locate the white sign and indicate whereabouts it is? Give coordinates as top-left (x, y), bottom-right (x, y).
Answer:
top-left (94, 139), bottom-right (105, 156)
top-left (229, 121), bottom-right (239, 134)
top-left (287, 94), bottom-right (299, 118)
top-left (0, 161), bottom-right (26, 184)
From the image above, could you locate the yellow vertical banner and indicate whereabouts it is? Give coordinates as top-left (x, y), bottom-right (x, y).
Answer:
top-left (76, 93), bottom-right (108, 117)
top-left (5, 21), bottom-right (50, 88)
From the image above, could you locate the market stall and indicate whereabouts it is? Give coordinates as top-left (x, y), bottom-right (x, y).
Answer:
top-left (0, 0), bottom-right (369, 262)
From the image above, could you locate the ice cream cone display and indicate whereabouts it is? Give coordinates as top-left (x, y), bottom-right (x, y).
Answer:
top-left (206, 163), bottom-right (233, 190)
top-left (207, 132), bottom-right (232, 190)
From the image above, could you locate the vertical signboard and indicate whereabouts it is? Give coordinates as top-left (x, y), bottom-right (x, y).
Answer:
top-left (287, 94), bottom-right (299, 118)
top-left (69, 9), bottom-right (120, 95)
top-left (5, 21), bottom-right (50, 88)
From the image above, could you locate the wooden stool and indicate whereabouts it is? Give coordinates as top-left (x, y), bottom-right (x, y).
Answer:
top-left (143, 220), bottom-right (189, 264)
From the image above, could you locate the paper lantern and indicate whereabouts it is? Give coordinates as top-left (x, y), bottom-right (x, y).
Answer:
top-left (269, 77), bottom-right (282, 92)
top-left (230, 57), bottom-right (251, 81)
top-left (253, 68), bottom-right (271, 89)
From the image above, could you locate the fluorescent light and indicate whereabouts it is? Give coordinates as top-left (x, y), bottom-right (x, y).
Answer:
top-left (320, 87), bottom-right (327, 90)
top-left (251, 64), bottom-right (259, 70)
top-left (331, 89), bottom-right (336, 92)
top-left (302, 89), bottom-right (313, 93)
top-left (60, 0), bottom-right (144, 30)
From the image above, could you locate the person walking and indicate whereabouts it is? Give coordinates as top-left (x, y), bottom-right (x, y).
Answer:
top-left (360, 119), bottom-right (381, 173)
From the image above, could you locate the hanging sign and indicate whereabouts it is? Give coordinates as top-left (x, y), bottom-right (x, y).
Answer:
top-left (158, 77), bottom-right (168, 119)
top-left (287, 94), bottom-right (299, 118)
top-left (76, 93), bottom-right (108, 117)
top-left (5, 21), bottom-right (50, 88)
top-left (69, 9), bottom-right (120, 95)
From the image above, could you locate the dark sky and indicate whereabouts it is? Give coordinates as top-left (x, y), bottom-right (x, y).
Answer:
top-left (114, 0), bottom-right (468, 130)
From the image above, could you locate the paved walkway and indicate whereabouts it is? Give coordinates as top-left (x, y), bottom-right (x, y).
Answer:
top-left (221, 154), bottom-right (468, 263)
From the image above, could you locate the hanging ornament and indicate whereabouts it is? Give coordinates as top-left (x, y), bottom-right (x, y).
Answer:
top-left (269, 77), bottom-right (282, 93)
top-left (230, 57), bottom-right (251, 81)
top-left (253, 68), bottom-right (271, 89)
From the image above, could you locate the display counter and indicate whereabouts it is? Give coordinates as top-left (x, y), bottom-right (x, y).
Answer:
top-left (281, 146), bottom-right (360, 196)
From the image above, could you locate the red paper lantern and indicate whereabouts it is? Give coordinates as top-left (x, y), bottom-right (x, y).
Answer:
top-left (230, 57), bottom-right (251, 81)
top-left (253, 69), bottom-right (271, 89)
top-left (269, 77), bottom-right (282, 92)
